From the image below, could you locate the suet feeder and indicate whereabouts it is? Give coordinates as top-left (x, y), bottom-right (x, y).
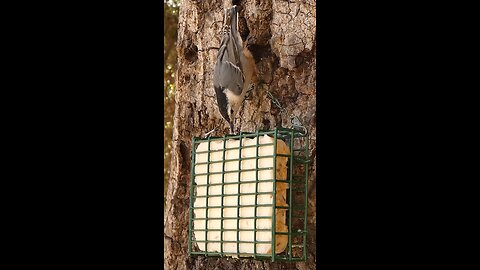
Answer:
top-left (188, 128), bottom-right (309, 262)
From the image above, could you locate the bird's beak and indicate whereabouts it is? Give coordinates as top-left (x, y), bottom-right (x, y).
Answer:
top-left (229, 122), bottom-right (235, 134)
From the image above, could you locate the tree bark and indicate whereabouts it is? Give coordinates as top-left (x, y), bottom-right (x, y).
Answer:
top-left (165, 0), bottom-right (316, 269)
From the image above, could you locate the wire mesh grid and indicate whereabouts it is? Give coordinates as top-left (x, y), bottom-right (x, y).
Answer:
top-left (188, 128), bottom-right (309, 262)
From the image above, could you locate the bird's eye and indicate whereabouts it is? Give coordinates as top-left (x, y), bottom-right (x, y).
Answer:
top-left (230, 109), bottom-right (234, 114)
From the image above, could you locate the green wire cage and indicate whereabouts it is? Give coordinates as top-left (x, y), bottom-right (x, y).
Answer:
top-left (188, 128), bottom-right (309, 262)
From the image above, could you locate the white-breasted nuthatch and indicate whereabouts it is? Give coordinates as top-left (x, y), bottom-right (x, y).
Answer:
top-left (213, 5), bottom-right (258, 133)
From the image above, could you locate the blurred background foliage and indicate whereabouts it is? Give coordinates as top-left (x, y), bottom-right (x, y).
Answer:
top-left (164, 0), bottom-right (179, 206)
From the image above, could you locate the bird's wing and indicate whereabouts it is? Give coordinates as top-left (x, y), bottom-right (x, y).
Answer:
top-left (218, 60), bottom-right (244, 95)
top-left (214, 42), bottom-right (245, 96)
top-left (227, 32), bottom-right (242, 67)
top-left (218, 31), bottom-right (241, 70)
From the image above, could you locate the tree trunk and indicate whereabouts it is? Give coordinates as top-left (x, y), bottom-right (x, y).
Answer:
top-left (165, 0), bottom-right (316, 269)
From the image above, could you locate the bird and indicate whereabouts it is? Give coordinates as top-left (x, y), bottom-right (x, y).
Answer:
top-left (213, 5), bottom-right (258, 133)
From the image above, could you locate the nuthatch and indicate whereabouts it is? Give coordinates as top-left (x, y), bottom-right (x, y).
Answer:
top-left (213, 5), bottom-right (258, 133)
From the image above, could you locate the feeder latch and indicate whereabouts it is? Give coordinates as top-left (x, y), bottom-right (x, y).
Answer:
top-left (289, 115), bottom-right (307, 135)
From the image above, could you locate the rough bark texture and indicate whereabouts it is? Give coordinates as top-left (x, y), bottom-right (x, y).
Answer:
top-left (165, 0), bottom-right (316, 269)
